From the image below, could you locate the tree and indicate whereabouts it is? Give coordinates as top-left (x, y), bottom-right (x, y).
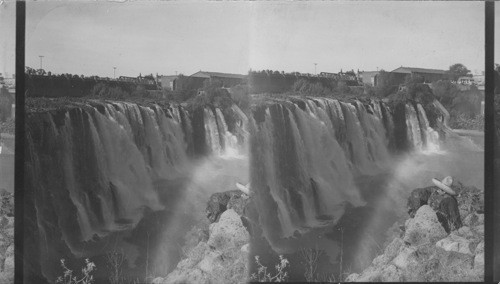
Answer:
top-left (432, 80), bottom-right (460, 107)
top-left (447, 63), bottom-right (471, 81)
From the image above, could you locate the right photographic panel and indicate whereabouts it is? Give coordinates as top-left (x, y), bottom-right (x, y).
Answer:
top-left (246, 1), bottom-right (485, 282)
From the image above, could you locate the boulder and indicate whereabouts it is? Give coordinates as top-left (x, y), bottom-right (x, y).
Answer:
top-left (345, 273), bottom-right (360, 282)
top-left (227, 193), bottom-right (250, 217)
top-left (207, 209), bottom-right (249, 251)
top-left (162, 209), bottom-right (249, 284)
top-left (0, 189), bottom-right (13, 217)
top-left (379, 264), bottom-right (402, 282)
top-left (474, 252), bottom-right (484, 271)
top-left (407, 187), bottom-right (433, 218)
top-left (240, 243), bottom-right (250, 253)
top-left (463, 213), bottom-right (478, 227)
top-left (457, 226), bottom-right (474, 239)
top-left (392, 246), bottom-right (418, 269)
top-left (1, 244), bottom-right (13, 281)
top-left (474, 241), bottom-right (484, 255)
top-left (435, 234), bottom-right (473, 255)
top-left (471, 242), bottom-right (484, 271)
top-left (472, 224), bottom-right (484, 235)
top-left (403, 205), bottom-right (447, 246)
top-left (476, 214), bottom-right (484, 225)
top-left (384, 237), bottom-right (404, 261)
top-left (206, 190), bottom-right (244, 223)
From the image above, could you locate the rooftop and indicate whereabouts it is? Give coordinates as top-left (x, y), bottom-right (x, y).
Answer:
top-left (190, 71), bottom-right (246, 79)
top-left (391, 66), bottom-right (446, 75)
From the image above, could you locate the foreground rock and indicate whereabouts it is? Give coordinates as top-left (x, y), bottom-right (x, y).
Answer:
top-left (0, 189), bottom-right (13, 283)
top-left (155, 190), bottom-right (251, 284)
top-left (347, 184), bottom-right (484, 282)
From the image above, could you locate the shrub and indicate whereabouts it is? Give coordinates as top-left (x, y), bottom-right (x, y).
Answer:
top-left (449, 113), bottom-right (484, 131)
top-left (106, 250), bottom-right (125, 284)
top-left (250, 255), bottom-right (289, 282)
top-left (229, 84), bottom-right (251, 111)
top-left (55, 258), bottom-right (96, 284)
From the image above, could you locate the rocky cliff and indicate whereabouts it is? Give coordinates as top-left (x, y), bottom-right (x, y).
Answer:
top-left (0, 189), bottom-right (14, 283)
top-left (346, 182), bottom-right (484, 282)
top-left (153, 190), bottom-right (251, 284)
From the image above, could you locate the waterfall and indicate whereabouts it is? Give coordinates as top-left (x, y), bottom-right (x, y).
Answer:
top-left (416, 103), bottom-right (441, 153)
top-left (249, 96), bottom-right (443, 250)
top-left (25, 100), bottom-right (248, 282)
top-left (250, 97), bottom-right (396, 246)
top-left (203, 107), bottom-right (222, 155)
top-left (405, 103), bottom-right (423, 150)
top-left (25, 95), bottom-right (442, 281)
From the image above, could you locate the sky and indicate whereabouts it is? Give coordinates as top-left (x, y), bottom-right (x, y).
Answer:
top-left (7, 1), bottom-right (489, 78)
top-left (0, 1), bottom-right (16, 77)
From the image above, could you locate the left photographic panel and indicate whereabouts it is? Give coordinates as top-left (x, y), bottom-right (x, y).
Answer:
top-left (0, 1), bottom-right (16, 283)
top-left (24, 1), bottom-right (251, 283)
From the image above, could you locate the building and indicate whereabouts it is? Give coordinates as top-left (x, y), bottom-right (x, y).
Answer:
top-left (473, 74), bottom-right (485, 91)
top-left (457, 76), bottom-right (474, 85)
top-left (157, 75), bottom-right (180, 91)
top-left (390, 66), bottom-right (447, 85)
top-left (358, 71), bottom-right (380, 86)
top-left (189, 71), bottom-right (246, 89)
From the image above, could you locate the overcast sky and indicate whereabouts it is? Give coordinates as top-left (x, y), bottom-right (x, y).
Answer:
top-left (0, 1), bottom-right (16, 77)
top-left (2, 1), bottom-right (489, 78)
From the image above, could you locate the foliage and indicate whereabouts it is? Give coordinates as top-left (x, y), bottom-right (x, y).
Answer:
top-left (55, 259), bottom-right (96, 284)
top-left (446, 63), bottom-right (471, 81)
top-left (386, 81), bottom-right (435, 108)
top-left (0, 87), bottom-right (13, 122)
top-left (185, 80), bottom-right (234, 111)
top-left (292, 78), bottom-right (333, 97)
top-left (229, 84), bottom-right (251, 111)
top-left (299, 247), bottom-right (323, 282)
top-left (106, 250), bottom-right (125, 284)
top-left (90, 82), bottom-right (128, 99)
top-left (449, 113), bottom-right (484, 131)
top-left (250, 255), bottom-right (289, 282)
top-left (0, 119), bottom-right (15, 135)
top-left (432, 80), bottom-right (460, 107)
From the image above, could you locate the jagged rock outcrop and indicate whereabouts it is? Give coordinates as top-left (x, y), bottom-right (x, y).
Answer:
top-left (155, 209), bottom-right (249, 284)
top-left (155, 190), bottom-right (251, 284)
top-left (0, 189), bottom-right (13, 283)
top-left (403, 205), bottom-right (447, 246)
top-left (347, 183), bottom-right (484, 282)
top-left (206, 190), bottom-right (249, 223)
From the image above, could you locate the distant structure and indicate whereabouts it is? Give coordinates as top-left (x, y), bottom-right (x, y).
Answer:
top-left (357, 71), bottom-right (380, 86)
top-left (189, 71), bottom-right (246, 89)
top-left (390, 66), bottom-right (446, 84)
top-left (457, 76), bottom-right (475, 85)
top-left (157, 75), bottom-right (180, 91)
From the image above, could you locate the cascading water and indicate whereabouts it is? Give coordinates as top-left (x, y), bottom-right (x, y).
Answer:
top-left (416, 103), bottom-right (441, 153)
top-left (405, 103), bottom-right (424, 151)
top-left (248, 96), bottom-right (459, 279)
top-left (25, 99), bottom-right (249, 282)
top-left (249, 97), bottom-right (406, 250)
